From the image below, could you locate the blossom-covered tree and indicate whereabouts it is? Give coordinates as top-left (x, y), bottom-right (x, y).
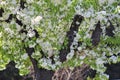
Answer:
top-left (0, 0), bottom-right (120, 80)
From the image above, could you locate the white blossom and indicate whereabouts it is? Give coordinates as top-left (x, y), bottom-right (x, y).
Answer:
top-left (55, 61), bottom-right (62, 66)
top-left (31, 16), bottom-right (42, 25)
top-left (58, 36), bottom-right (65, 44)
top-left (39, 58), bottom-right (53, 68)
top-left (0, 32), bottom-right (2, 38)
top-left (21, 33), bottom-right (26, 40)
top-left (117, 6), bottom-right (120, 13)
top-left (27, 29), bottom-right (35, 38)
top-left (29, 43), bottom-right (36, 48)
top-left (76, 33), bottom-right (80, 39)
top-left (77, 47), bottom-right (82, 51)
top-left (5, 27), bottom-right (14, 36)
top-left (89, 19), bottom-right (96, 30)
top-left (0, 1), bottom-right (6, 5)
top-left (99, 11), bottom-right (106, 15)
top-left (39, 41), bottom-right (54, 57)
top-left (26, 0), bottom-right (34, 4)
top-left (11, 0), bottom-right (17, 5)
top-left (96, 58), bottom-right (105, 65)
top-left (96, 11), bottom-right (106, 21)
top-left (99, 0), bottom-right (106, 6)
top-left (67, 50), bottom-right (74, 60)
top-left (109, 55), bottom-right (117, 63)
top-left (67, 0), bottom-right (72, 5)
top-left (76, 21), bottom-right (80, 25)
top-left (21, 54), bottom-right (28, 60)
top-left (108, 0), bottom-right (115, 5)
top-left (16, 24), bottom-right (21, 31)
top-left (51, 0), bottom-right (62, 5)
top-left (102, 74), bottom-right (109, 79)
top-left (84, 11), bottom-right (91, 18)
top-left (85, 33), bottom-right (91, 38)
top-left (80, 61), bottom-right (83, 65)
top-left (41, 33), bottom-right (46, 38)
top-left (79, 55), bottom-right (86, 60)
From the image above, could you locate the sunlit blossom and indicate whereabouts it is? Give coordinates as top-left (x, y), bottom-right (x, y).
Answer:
top-left (21, 54), bottom-right (28, 60)
top-left (96, 58), bottom-right (105, 65)
top-left (0, 1), bottom-right (6, 5)
top-left (77, 47), bottom-right (82, 51)
top-left (109, 55), bottom-right (117, 63)
top-left (99, 0), bottom-right (106, 6)
top-left (79, 55), bottom-right (86, 60)
top-left (27, 29), bottom-right (35, 38)
top-left (0, 32), bottom-right (2, 38)
top-left (67, 50), bottom-right (74, 60)
top-left (51, 0), bottom-right (62, 5)
top-left (31, 16), bottom-right (42, 25)
top-left (108, 0), bottom-right (115, 5)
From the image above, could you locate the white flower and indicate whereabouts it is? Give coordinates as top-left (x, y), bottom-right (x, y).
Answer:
top-left (96, 14), bottom-right (104, 21)
top-left (16, 23), bottom-right (21, 31)
top-left (21, 54), bottom-right (28, 60)
top-left (55, 61), bottom-right (61, 66)
top-left (39, 58), bottom-right (48, 67)
top-left (76, 33), bottom-right (80, 38)
top-left (108, 0), bottom-right (115, 5)
top-left (102, 74), bottom-right (109, 79)
top-left (0, 32), bottom-right (2, 38)
top-left (85, 11), bottom-right (91, 18)
top-left (77, 47), bottom-right (82, 51)
top-left (27, 29), bottom-right (35, 38)
top-left (47, 49), bottom-right (53, 57)
top-left (89, 19), bottom-right (96, 29)
top-left (58, 37), bottom-right (64, 44)
top-left (86, 33), bottom-right (91, 38)
top-left (100, 11), bottom-right (106, 15)
top-left (67, 0), bottom-right (72, 5)
top-left (40, 41), bottom-right (54, 57)
top-left (11, 0), bottom-right (17, 5)
top-left (0, 1), bottom-right (6, 5)
top-left (5, 27), bottom-right (11, 32)
top-left (31, 16), bottom-right (42, 25)
top-left (99, 0), bottom-right (106, 6)
top-left (109, 55), bottom-right (117, 63)
top-left (80, 61), bottom-right (83, 65)
top-left (41, 33), bottom-right (46, 38)
top-left (36, 39), bottom-right (42, 44)
top-left (50, 65), bottom-right (56, 69)
top-left (42, 62), bottom-right (48, 67)
top-left (26, 0), bottom-right (34, 3)
top-left (39, 58), bottom-right (53, 68)
top-left (67, 50), bottom-right (74, 60)
top-left (117, 6), bottom-right (120, 13)
top-left (29, 43), bottom-right (36, 48)
top-left (51, 0), bottom-right (62, 5)
top-left (96, 58), bottom-right (105, 65)
top-left (21, 33), bottom-right (26, 40)
top-left (107, 47), bottom-right (112, 52)
top-left (35, 16), bottom-right (42, 22)
top-left (79, 55), bottom-right (86, 60)
top-left (76, 21), bottom-right (80, 25)
top-left (96, 11), bottom-right (106, 21)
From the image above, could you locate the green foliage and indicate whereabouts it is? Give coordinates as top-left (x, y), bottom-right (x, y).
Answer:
top-left (104, 37), bottom-right (120, 46)
top-left (81, 0), bottom-right (100, 10)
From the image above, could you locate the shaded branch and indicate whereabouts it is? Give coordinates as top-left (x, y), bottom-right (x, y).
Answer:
top-left (91, 21), bottom-right (102, 46)
top-left (59, 14), bottom-right (84, 62)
